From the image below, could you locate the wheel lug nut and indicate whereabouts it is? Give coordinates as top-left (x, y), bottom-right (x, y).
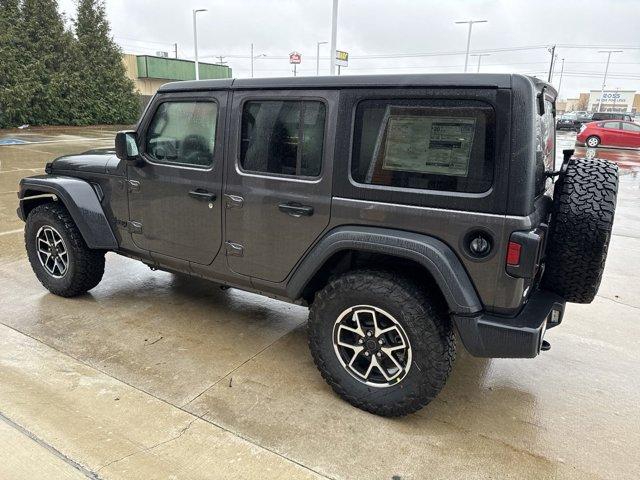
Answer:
top-left (358, 338), bottom-right (363, 344)
top-left (364, 351), bottom-right (370, 356)
top-left (376, 352), bottom-right (382, 358)
top-left (366, 331), bottom-right (373, 337)
top-left (378, 339), bottom-right (383, 345)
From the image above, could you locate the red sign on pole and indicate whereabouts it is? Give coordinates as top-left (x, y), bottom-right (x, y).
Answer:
top-left (289, 52), bottom-right (302, 64)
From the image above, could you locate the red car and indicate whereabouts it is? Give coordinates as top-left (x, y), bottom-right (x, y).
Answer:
top-left (577, 120), bottom-right (640, 149)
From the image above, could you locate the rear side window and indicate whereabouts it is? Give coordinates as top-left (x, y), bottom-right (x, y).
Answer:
top-left (603, 121), bottom-right (620, 129)
top-left (145, 101), bottom-right (217, 168)
top-left (535, 98), bottom-right (555, 195)
top-left (351, 99), bottom-right (494, 193)
top-left (240, 100), bottom-right (326, 177)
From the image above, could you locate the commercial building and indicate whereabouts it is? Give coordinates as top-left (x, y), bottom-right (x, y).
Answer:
top-left (122, 54), bottom-right (232, 105)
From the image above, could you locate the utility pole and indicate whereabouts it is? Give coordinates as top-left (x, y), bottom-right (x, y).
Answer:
top-left (455, 19), bottom-right (487, 73)
top-left (329, 0), bottom-right (338, 75)
top-left (597, 50), bottom-right (622, 112)
top-left (547, 45), bottom-right (556, 82)
top-left (192, 8), bottom-right (207, 80)
top-left (557, 58), bottom-right (565, 97)
top-left (251, 43), bottom-right (253, 78)
top-left (470, 53), bottom-right (490, 73)
top-left (316, 41), bottom-right (328, 76)
top-left (174, 43), bottom-right (178, 59)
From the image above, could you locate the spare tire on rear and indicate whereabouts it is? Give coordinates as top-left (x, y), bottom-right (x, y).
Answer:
top-left (542, 158), bottom-right (618, 303)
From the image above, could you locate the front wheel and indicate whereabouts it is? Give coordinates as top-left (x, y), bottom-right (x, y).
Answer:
top-left (25, 203), bottom-right (105, 297)
top-left (586, 135), bottom-right (600, 147)
top-left (308, 270), bottom-right (455, 417)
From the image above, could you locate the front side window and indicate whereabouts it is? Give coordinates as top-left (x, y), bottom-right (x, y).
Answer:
top-left (351, 99), bottom-right (493, 193)
top-left (145, 101), bottom-right (217, 168)
top-left (240, 100), bottom-right (326, 177)
top-left (622, 122), bottom-right (640, 132)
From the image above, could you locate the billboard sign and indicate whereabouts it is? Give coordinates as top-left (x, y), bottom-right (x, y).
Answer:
top-left (289, 52), bottom-right (302, 64)
top-left (335, 50), bottom-right (348, 67)
top-left (588, 90), bottom-right (635, 112)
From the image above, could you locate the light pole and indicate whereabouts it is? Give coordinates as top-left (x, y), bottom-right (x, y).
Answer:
top-left (329, 0), bottom-right (338, 75)
top-left (470, 53), bottom-right (490, 73)
top-left (250, 43), bottom-right (266, 78)
top-left (192, 9), bottom-right (207, 80)
top-left (455, 19), bottom-right (487, 73)
top-left (316, 41), bottom-right (328, 76)
top-left (597, 50), bottom-right (622, 112)
top-left (557, 58), bottom-right (565, 97)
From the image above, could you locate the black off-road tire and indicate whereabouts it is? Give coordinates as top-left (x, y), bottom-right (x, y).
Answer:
top-left (308, 269), bottom-right (455, 417)
top-left (543, 158), bottom-right (618, 303)
top-left (25, 203), bottom-right (105, 297)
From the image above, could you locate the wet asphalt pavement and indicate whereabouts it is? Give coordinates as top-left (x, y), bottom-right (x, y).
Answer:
top-left (0, 127), bottom-right (639, 479)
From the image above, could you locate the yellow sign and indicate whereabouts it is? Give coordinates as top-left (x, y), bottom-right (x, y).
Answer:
top-left (335, 50), bottom-right (348, 67)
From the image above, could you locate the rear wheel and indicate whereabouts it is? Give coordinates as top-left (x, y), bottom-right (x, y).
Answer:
top-left (586, 135), bottom-right (600, 147)
top-left (308, 269), bottom-right (455, 417)
top-left (25, 203), bottom-right (105, 297)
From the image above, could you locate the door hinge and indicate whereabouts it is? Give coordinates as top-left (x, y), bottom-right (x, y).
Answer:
top-left (128, 180), bottom-right (141, 192)
top-left (224, 194), bottom-right (244, 209)
top-left (225, 241), bottom-right (244, 257)
top-left (127, 221), bottom-right (142, 234)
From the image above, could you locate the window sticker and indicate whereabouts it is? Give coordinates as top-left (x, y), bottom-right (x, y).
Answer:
top-left (371, 107), bottom-right (476, 178)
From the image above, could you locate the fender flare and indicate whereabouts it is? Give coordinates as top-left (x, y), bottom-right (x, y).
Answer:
top-left (18, 175), bottom-right (118, 250)
top-left (286, 226), bottom-right (482, 315)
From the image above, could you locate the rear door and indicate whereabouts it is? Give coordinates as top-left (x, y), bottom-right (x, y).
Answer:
top-left (224, 90), bottom-right (337, 282)
top-left (601, 121), bottom-right (622, 146)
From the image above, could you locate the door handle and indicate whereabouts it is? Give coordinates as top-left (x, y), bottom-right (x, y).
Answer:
top-left (278, 202), bottom-right (314, 217)
top-left (189, 189), bottom-right (217, 202)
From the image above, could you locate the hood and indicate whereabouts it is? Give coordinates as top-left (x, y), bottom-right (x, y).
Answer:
top-left (49, 147), bottom-right (119, 174)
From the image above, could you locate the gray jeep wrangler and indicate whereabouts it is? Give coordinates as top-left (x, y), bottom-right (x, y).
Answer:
top-left (17, 74), bottom-right (618, 416)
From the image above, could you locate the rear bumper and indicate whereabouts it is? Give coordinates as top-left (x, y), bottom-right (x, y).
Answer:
top-left (453, 290), bottom-right (565, 358)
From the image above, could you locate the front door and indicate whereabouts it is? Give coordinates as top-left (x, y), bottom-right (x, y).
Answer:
top-left (224, 90), bottom-right (336, 282)
top-left (128, 91), bottom-right (227, 265)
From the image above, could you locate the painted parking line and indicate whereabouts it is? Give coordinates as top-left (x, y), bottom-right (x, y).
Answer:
top-left (0, 229), bottom-right (24, 237)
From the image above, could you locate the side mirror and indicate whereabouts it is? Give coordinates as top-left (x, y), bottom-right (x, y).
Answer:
top-left (115, 131), bottom-right (140, 161)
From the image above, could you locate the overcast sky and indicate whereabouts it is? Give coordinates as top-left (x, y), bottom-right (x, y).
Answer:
top-left (58, 0), bottom-right (640, 99)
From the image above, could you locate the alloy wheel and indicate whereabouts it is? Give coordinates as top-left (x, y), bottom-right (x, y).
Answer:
top-left (332, 305), bottom-right (412, 388)
top-left (35, 225), bottom-right (69, 278)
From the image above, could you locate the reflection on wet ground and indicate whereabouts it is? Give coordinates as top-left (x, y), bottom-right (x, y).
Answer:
top-left (0, 127), bottom-right (640, 479)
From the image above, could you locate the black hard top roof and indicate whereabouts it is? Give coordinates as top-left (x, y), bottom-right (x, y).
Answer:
top-left (158, 73), bottom-right (551, 93)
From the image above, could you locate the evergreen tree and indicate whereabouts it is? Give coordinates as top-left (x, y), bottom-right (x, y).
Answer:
top-left (20, 0), bottom-right (74, 125)
top-left (0, 0), bottom-right (29, 127)
top-left (74, 0), bottom-right (138, 125)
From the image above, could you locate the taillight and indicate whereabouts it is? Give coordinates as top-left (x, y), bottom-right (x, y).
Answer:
top-left (506, 241), bottom-right (522, 266)
top-left (579, 124), bottom-right (586, 133)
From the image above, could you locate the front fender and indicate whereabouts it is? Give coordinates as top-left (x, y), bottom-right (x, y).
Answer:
top-left (18, 175), bottom-right (118, 250)
top-left (287, 226), bottom-right (482, 315)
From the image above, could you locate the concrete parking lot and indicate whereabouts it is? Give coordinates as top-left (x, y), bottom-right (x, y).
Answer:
top-left (0, 127), bottom-right (639, 480)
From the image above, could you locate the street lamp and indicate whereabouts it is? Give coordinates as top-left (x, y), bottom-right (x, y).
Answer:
top-left (470, 53), bottom-right (490, 73)
top-left (192, 9), bottom-right (207, 80)
top-left (329, 0), bottom-right (338, 75)
top-left (455, 19), bottom-right (487, 73)
top-left (597, 50), bottom-right (623, 113)
top-left (316, 41), bottom-right (328, 76)
top-left (250, 43), bottom-right (266, 78)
